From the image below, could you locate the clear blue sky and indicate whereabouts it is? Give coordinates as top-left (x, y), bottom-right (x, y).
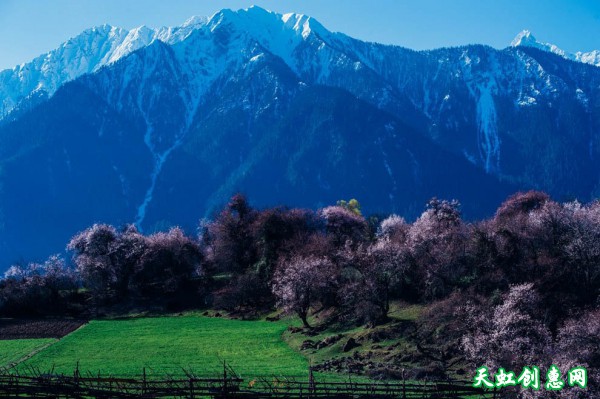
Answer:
top-left (1, 0), bottom-right (599, 70)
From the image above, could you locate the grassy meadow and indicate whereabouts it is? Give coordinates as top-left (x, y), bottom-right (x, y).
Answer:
top-left (0, 305), bottom-right (427, 382)
top-left (19, 316), bottom-right (309, 379)
top-left (0, 338), bottom-right (56, 367)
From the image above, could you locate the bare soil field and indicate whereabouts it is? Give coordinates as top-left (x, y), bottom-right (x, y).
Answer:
top-left (0, 319), bottom-right (86, 339)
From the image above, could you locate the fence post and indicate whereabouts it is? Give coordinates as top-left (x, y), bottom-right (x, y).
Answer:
top-left (308, 364), bottom-right (315, 398)
top-left (402, 368), bottom-right (406, 399)
top-left (142, 367), bottom-right (147, 396)
top-left (73, 361), bottom-right (80, 398)
top-left (223, 360), bottom-right (227, 398)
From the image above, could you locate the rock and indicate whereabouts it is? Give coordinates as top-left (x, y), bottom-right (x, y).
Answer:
top-left (214, 312), bottom-right (223, 317)
top-left (343, 338), bottom-right (361, 352)
top-left (300, 340), bottom-right (316, 350)
top-left (316, 334), bottom-right (343, 349)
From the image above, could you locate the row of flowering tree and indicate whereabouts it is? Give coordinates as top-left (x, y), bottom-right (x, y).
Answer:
top-left (3, 191), bottom-right (600, 322)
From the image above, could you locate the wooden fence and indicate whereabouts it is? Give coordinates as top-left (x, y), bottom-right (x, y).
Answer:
top-left (0, 367), bottom-right (494, 398)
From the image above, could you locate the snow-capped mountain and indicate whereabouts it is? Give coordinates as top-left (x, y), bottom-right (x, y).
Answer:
top-left (0, 16), bottom-right (207, 118)
top-left (511, 30), bottom-right (600, 67)
top-left (0, 7), bottom-right (599, 268)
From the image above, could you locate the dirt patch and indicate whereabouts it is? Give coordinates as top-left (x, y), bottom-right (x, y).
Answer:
top-left (0, 319), bottom-right (86, 339)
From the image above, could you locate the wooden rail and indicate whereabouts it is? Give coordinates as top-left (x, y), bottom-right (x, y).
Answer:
top-left (0, 370), bottom-right (492, 398)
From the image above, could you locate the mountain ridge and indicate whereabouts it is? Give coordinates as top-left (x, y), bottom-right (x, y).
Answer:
top-left (511, 29), bottom-right (600, 67)
top-left (0, 7), bottom-right (599, 268)
top-left (2, 7), bottom-right (599, 120)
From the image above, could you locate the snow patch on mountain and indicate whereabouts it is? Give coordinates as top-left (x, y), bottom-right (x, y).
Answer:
top-left (511, 30), bottom-right (600, 67)
top-left (576, 50), bottom-right (600, 66)
top-left (460, 51), bottom-right (501, 173)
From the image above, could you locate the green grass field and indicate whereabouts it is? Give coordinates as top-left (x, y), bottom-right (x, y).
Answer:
top-left (2, 303), bottom-right (426, 382)
top-left (20, 317), bottom-right (309, 379)
top-left (0, 338), bottom-right (56, 367)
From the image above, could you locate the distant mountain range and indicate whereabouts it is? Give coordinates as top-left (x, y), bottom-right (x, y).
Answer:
top-left (0, 6), bottom-right (599, 267)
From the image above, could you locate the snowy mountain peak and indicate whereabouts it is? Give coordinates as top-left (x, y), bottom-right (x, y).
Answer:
top-left (282, 12), bottom-right (327, 39)
top-left (510, 30), bottom-right (536, 47)
top-left (206, 6), bottom-right (329, 41)
top-left (511, 29), bottom-right (567, 58)
top-left (511, 29), bottom-right (600, 67)
top-left (0, 16), bottom-right (210, 119)
top-left (0, 5), bottom-right (342, 121)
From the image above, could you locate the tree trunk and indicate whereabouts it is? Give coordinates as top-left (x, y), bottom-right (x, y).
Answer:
top-left (300, 311), bottom-right (311, 328)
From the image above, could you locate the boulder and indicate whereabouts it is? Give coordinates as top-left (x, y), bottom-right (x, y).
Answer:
top-left (343, 338), bottom-right (361, 352)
